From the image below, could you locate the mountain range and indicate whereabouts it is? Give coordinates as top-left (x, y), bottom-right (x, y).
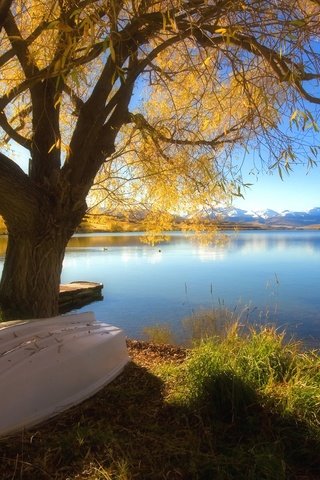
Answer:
top-left (213, 207), bottom-right (320, 227)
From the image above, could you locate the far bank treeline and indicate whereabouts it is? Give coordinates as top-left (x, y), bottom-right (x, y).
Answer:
top-left (0, 213), bottom-right (245, 235)
top-left (0, 212), bottom-right (225, 235)
top-left (78, 212), bottom-right (266, 232)
top-left (1, 213), bottom-right (320, 236)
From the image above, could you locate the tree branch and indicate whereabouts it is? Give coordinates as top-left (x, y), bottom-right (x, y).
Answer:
top-left (0, 111), bottom-right (32, 149)
top-left (0, 0), bottom-right (103, 68)
top-left (0, 17), bottom-right (50, 68)
top-left (4, 11), bottom-right (40, 82)
top-left (0, 0), bottom-right (11, 30)
top-left (0, 152), bottom-right (39, 227)
top-left (128, 112), bottom-right (244, 148)
top-left (195, 25), bottom-right (320, 104)
top-left (0, 40), bottom-right (108, 112)
top-left (63, 84), bottom-right (84, 114)
top-left (60, 3), bottom-right (227, 188)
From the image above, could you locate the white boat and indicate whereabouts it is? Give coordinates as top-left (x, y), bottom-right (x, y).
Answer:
top-left (0, 312), bottom-right (129, 437)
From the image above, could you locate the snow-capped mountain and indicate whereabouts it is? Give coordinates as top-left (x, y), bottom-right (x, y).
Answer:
top-left (279, 210), bottom-right (308, 218)
top-left (250, 209), bottom-right (279, 220)
top-left (214, 207), bottom-right (320, 227)
top-left (308, 207), bottom-right (320, 217)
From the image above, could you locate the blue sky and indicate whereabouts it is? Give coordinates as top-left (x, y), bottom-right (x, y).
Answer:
top-left (231, 103), bottom-right (320, 212)
top-left (8, 140), bottom-right (320, 213)
top-left (233, 162), bottom-right (320, 212)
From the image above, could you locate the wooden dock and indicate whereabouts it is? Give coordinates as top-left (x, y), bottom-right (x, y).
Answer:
top-left (59, 281), bottom-right (103, 312)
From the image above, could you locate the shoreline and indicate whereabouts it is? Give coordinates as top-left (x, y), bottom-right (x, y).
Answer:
top-left (1, 332), bottom-right (319, 479)
top-left (1, 223), bottom-right (320, 237)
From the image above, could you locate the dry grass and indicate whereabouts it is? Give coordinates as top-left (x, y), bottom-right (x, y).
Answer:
top-left (0, 337), bottom-right (319, 480)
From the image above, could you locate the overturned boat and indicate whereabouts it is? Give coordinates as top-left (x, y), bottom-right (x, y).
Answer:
top-left (0, 312), bottom-right (129, 437)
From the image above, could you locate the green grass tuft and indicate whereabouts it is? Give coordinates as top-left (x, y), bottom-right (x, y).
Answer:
top-left (1, 324), bottom-right (320, 479)
top-left (143, 323), bottom-right (176, 344)
top-left (184, 324), bottom-right (319, 421)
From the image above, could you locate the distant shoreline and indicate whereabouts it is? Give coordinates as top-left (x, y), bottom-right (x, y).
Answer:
top-left (76, 223), bottom-right (320, 234)
top-left (1, 219), bottom-right (319, 237)
top-left (77, 214), bottom-right (320, 233)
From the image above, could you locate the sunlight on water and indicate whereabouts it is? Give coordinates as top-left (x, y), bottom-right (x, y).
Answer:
top-left (1, 231), bottom-right (320, 344)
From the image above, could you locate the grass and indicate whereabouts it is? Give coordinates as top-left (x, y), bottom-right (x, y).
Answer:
top-left (1, 323), bottom-right (320, 479)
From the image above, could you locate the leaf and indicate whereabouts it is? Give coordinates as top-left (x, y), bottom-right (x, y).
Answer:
top-left (216, 27), bottom-right (228, 35)
top-left (48, 142), bottom-right (55, 153)
top-left (46, 20), bottom-right (59, 30)
top-left (57, 22), bottom-right (74, 33)
top-left (109, 37), bottom-right (116, 62)
top-left (53, 58), bottom-right (62, 74)
top-left (48, 139), bottom-right (61, 153)
top-left (70, 9), bottom-right (82, 19)
top-left (54, 95), bottom-right (61, 109)
top-left (169, 16), bottom-right (178, 32)
top-left (162, 13), bottom-right (167, 31)
top-left (290, 19), bottom-right (306, 27)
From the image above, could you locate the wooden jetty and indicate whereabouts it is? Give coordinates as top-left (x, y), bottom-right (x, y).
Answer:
top-left (59, 281), bottom-right (103, 312)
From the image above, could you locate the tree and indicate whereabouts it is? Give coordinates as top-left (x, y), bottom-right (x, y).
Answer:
top-left (0, 0), bottom-right (320, 319)
top-left (0, 0), bottom-right (12, 29)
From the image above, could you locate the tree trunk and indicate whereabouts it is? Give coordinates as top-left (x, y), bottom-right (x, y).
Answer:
top-left (0, 0), bottom-right (12, 30)
top-left (0, 227), bottom-right (70, 319)
top-left (0, 152), bottom-right (89, 320)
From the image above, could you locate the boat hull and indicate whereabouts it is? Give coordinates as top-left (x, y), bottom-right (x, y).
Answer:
top-left (0, 312), bottom-right (129, 437)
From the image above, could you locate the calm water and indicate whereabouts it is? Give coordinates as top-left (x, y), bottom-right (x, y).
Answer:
top-left (0, 231), bottom-right (320, 344)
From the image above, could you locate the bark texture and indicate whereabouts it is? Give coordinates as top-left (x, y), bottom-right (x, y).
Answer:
top-left (0, 230), bottom-right (68, 318)
top-left (0, 0), bottom-right (12, 29)
top-left (0, 194), bottom-right (86, 319)
top-left (0, 152), bottom-right (87, 318)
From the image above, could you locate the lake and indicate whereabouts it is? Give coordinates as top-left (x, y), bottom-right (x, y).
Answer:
top-left (0, 230), bottom-right (320, 345)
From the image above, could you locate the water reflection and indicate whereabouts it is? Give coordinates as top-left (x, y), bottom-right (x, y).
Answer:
top-left (63, 231), bottom-right (320, 343)
top-left (2, 230), bottom-right (320, 257)
top-left (230, 231), bottom-right (320, 254)
top-left (66, 230), bottom-right (320, 255)
top-left (197, 245), bottom-right (226, 261)
top-left (0, 231), bottom-right (320, 344)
